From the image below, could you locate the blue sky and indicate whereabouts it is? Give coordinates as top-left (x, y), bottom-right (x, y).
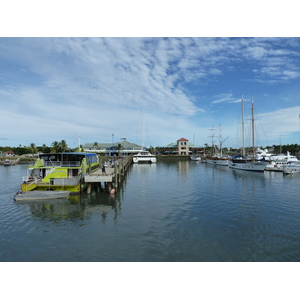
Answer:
top-left (1, 37), bottom-right (300, 149)
top-left (1, 0), bottom-right (300, 150)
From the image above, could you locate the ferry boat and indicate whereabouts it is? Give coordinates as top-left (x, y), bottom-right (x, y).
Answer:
top-left (20, 152), bottom-right (99, 194)
top-left (133, 151), bottom-right (156, 163)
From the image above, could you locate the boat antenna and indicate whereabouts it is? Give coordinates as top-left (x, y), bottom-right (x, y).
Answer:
top-left (78, 131), bottom-right (81, 152)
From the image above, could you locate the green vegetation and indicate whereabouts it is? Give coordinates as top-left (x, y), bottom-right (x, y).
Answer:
top-left (0, 142), bottom-right (299, 158)
top-left (0, 140), bottom-right (73, 156)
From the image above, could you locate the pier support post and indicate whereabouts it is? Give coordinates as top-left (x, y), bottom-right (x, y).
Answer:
top-left (87, 183), bottom-right (92, 194)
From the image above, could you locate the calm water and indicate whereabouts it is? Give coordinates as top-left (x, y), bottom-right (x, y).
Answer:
top-left (1, 160), bottom-right (300, 262)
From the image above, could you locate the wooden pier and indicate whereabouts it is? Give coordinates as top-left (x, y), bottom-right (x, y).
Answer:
top-left (84, 155), bottom-right (133, 194)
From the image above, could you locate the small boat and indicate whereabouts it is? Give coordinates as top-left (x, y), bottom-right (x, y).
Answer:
top-left (3, 160), bottom-right (11, 166)
top-left (14, 190), bottom-right (70, 201)
top-left (190, 155), bottom-right (201, 161)
top-left (282, 162), bottom-right (300, 175)
top-left (133, 151), bottom-right (156, 163)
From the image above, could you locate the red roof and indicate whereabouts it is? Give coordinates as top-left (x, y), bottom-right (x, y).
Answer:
top-left (177, 137), bottom-right (189, 141)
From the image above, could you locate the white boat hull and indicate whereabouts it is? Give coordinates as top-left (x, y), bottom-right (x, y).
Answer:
top-left (133, 157), bottom-right (157, 163)
top-left (282, 166), bottom-right (300, 175)
top-left (206, 158), bottom-right (229, 166)
top-left (133, 151), bottom-right (156, 163)
top-left (190, 155), bottom-right (201, 161)
top-left (229, 161), bottom-right (267, 172)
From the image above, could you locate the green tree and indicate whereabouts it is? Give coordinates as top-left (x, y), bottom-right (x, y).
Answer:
top-left (59, 140), bottom-right (68, 152)
top-left (93, 142), bottom-right (99, 150)
top-left (51, 141), bottom-right (60, 153)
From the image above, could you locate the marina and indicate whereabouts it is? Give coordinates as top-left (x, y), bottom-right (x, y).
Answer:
top-left (1, 159), bottom-right (300, 262)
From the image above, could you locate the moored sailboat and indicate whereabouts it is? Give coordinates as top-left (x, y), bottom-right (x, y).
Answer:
top-left (229, 95), bottom-right (268, 172)
top-left (205, 125), bottom-right (229, 166)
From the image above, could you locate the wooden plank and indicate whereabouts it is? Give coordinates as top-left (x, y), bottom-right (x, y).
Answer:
top-left (85, 175), bottom-right (113, 182)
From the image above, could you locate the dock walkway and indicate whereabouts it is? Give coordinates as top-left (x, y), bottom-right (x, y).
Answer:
top-left (84, 155), bottom-right (133, 194)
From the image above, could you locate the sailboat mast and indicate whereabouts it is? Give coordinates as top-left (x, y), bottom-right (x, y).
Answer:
top-left (251, 97), bottom-right (255, 161)
top-left (241, 95), bottom-right (245, 156)
top-left (209, 125), bottom-right (216, 155)
top-left (219, 125), bottom-right (222, 157)
top-left (142, 108), bottom-right (145, 149)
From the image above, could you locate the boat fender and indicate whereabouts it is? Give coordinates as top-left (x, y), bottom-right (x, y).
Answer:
top-left (110, 189), bottom-right (115, 195)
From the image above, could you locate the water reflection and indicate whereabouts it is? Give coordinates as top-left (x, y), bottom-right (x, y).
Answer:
top-left (17, 191), bottom-right (120, 224)
top-left (177, 160), bottom-right (190, 176)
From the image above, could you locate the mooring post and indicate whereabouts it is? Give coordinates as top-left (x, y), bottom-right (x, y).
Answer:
top-left (114, 162), bottom-right (118, 190)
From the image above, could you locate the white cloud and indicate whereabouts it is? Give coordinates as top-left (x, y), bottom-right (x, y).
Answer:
top-left (1, 37), bottom-right (300, 147)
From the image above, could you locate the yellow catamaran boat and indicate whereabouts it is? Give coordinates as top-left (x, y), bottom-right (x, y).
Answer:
top-left (21, 152), bottom-right (99, 194)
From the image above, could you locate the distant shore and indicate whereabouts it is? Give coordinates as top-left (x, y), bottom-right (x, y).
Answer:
top-left (0, 156), bottom-right (35, 165)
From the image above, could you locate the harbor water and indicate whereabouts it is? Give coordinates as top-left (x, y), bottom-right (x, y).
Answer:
top-left (1, 160), bottom-right (300, 262)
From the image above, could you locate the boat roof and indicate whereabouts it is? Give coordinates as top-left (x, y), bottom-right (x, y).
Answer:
top-left (39, 152), bottom-right (97, 157)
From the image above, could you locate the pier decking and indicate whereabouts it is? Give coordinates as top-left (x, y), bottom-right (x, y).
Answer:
top-left (84, 155), bottom-right (133, 194)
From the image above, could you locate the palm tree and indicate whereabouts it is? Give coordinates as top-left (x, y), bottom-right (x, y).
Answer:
top-left (41, 144), bottom-right (47, 153)
top-left (51, 141), bottom-right (60, 153)
top-left (93, 142), bottom-right (99, 150)
top-left (30, 143), bottom-right (36, 156)
top-left (59, 140), bottom-right (68, 152)
top-left (116, 143), bottom-right (122, 156)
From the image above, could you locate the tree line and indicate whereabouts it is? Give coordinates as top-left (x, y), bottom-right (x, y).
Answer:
top-left (0, 140), bottom-right (74, 156)
top-left (1, 141), bottom-right (300, 156)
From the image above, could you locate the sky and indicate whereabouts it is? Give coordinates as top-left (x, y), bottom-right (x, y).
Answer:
top-left (1, 37), bottom-right (300, 149)
top-left (1, 4), bottom-right (300, 150)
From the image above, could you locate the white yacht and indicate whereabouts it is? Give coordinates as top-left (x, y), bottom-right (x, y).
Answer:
top-left (133, 151), bottom-right (156, 163)
top-left (256, 148), bottom-right (299, 171)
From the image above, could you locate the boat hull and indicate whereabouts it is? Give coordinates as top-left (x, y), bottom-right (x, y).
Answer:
top-left (229, 161), bottom-right (267, 172)
top-left (206, 158), bottom-right (229, 166)
top-left (14, 191), bottom-right (70, 201)
top-left (133, 157), bottom-right (156, 163)
top-left (190, 155), bottom-right (201, 161)
top-left (282, 166), bottom-right (300, 175)
top-left (133, 151), bottom-right (156, 163)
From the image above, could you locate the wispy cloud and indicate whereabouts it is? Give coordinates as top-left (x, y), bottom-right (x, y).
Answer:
top-left (211, 94), bottom-right (240, 104)
top-left (0, 37), bottom-right (300, 147)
